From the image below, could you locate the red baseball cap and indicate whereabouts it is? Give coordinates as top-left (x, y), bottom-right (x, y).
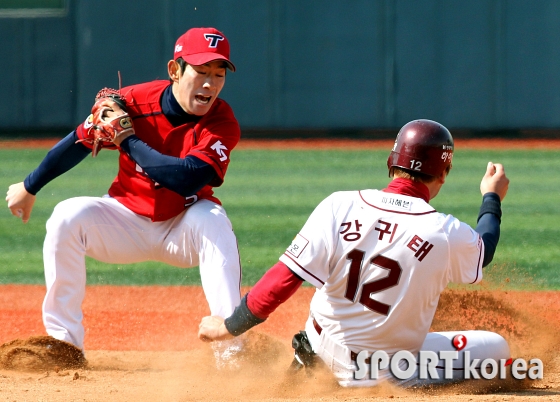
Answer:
top-left (173, 27), bottom-right (236, 72)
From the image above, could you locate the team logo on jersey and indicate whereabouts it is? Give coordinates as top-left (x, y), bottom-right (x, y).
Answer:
top-left (135, 163), bottom-right (160, 185)
top-left (84, 114), bottom-right (94, 129)
top-left (204, 33), bottom-right (224, 48)
top-left (210, 140), bottom-right (229, 162)
top-left (286, 234), bottom-right (309, 258)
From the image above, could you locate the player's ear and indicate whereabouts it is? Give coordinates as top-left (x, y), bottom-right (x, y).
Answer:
top-left (168, 60), bottom-right (181, 83)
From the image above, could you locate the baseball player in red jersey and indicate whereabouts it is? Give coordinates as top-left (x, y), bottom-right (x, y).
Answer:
top-left (198, 120), bottom-right (512, 386)
top-left (6, 27), bottom-right (244, 367)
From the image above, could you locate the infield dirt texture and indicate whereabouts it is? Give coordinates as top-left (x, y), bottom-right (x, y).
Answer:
top-left (0, 138), bottom-right (559, 401)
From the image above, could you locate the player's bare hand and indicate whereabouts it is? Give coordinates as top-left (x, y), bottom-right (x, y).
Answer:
top-left (198, 316), bottom-right (234, 342)
top-left (480, 162), bottom-right (509, 201)
top-left (6, 182), bottom-right (36, 224)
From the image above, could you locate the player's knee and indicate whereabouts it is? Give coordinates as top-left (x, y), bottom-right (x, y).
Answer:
top-left (190, 202), bottom-right (232, 233)
top-left (46, 198), bottom-right (94, 234)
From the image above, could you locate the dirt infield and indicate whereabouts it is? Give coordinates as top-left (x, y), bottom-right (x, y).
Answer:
top-left (0, 285), bottom-right (559, 401)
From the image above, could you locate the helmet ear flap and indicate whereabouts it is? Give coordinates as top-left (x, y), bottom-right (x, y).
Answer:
top-left (387, 153), bottom-right (400, 177)
top-left (387, 119), bottom-right (454, 177)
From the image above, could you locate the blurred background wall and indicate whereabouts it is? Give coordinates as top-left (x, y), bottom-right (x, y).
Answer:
top-left (1, 0), bottom-right (560, 137)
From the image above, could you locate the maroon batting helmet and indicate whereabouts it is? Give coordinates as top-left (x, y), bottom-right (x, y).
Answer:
top-left (387, 119), bottom-right (454, 177)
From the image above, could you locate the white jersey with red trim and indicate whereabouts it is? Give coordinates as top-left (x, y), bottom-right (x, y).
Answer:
top-left (279, 189), bottom-right (484, 357)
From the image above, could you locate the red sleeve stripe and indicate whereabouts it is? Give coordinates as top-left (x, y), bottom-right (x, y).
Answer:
top-left (281, 253), bottom-right (325, 285)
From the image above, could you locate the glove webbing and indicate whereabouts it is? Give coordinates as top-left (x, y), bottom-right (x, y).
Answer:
top-left (95, 87), bottom-right (127, 111)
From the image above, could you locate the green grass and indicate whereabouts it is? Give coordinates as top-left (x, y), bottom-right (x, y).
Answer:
top-left (1, 146), bottom-right (559, 289)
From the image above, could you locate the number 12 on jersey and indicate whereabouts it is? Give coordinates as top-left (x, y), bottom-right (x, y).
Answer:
top-left (344, 250), bottom-right (403, 315)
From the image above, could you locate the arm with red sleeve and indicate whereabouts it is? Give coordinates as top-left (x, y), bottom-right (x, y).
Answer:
top-left (221, 261), bottom-right (304, 336)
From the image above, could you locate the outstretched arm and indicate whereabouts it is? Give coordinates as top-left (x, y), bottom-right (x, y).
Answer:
top-left (480, 162), bottom-right (509, 201)
top-left (6, 182), bottom-right (36, 224)
top-left (198, 261), bottom-right (303, 341)
top-left (24, 131), bottom-right (92, 195)
top-left (475, 162), bottom-right (510, 267)
top-left (6, 131), bottom-right (90, 223)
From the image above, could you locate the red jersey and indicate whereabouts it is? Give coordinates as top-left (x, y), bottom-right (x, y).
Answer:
top-left (76, 80), bottom-right (240, 221)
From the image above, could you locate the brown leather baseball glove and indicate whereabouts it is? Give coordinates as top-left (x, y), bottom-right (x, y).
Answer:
top-left (76, 87), bottom-right (135, 157)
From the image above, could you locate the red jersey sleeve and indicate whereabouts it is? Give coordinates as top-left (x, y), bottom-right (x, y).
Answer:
top-left (246, 261), bottom-right (304, 320)
top-left (188, 99), bottom-right (240, 186)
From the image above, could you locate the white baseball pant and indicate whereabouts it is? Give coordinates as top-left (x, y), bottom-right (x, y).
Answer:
top-left (42, 196), bottom-right (242, 350)
top-left (305, 316), bottom-right (510, 388)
